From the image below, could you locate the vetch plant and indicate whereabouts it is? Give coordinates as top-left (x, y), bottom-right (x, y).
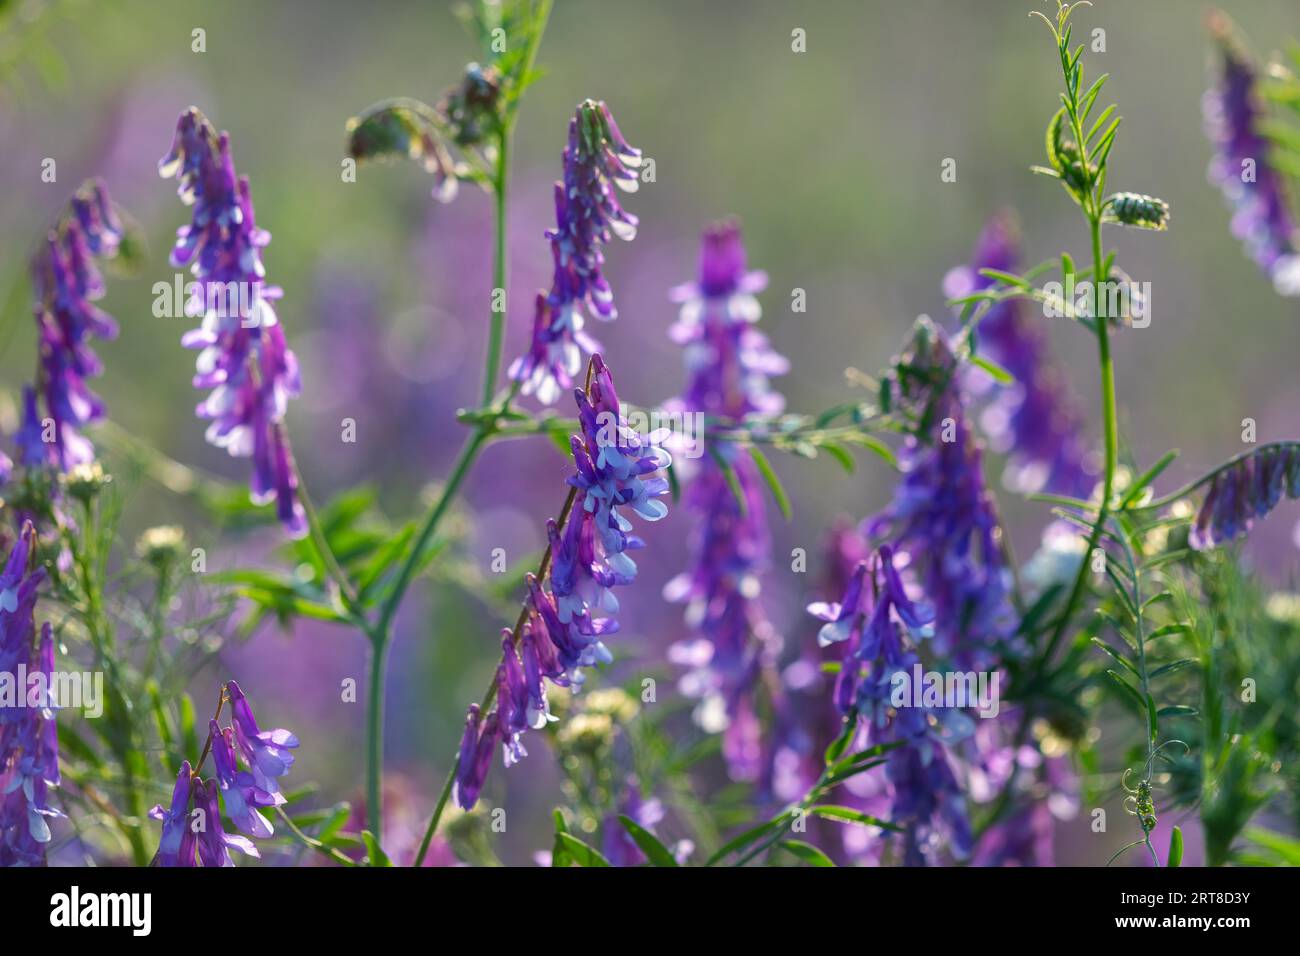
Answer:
top-left (5, 0), bottom-right (1300, 872)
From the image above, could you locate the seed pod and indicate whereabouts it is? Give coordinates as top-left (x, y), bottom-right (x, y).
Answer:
top-left (1105, 192), bottom-right (1170, 231)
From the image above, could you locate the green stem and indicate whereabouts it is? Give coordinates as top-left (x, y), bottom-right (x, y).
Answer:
top-left (365, 633), bottom-right (391, 838)
top-left (1040, 175), bottom-right (1118, 671)
top-left (482, 131), bottom-right (509, 407)
top-left (360, 426), bottom-right (487, 841)
top-left (364, 121), bottom-right (513, 840)
top-left (362, 0), bottom-right (551, 854)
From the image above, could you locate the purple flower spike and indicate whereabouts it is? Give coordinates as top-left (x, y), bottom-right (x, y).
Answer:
top-left (149, 681), bottom-right (293, 866)
top-left (23, 180), bottom-right (125, 472)
top-left (664, 221), bottom-right (787, 781)
top-left (1190, 444), bottom-right (1300, 550)
top-left (159, 107), bottom-right (306, 537)
top-left (509, 101), bottom-right (642, 404)
top-left (805, 546), bottom-right (972, 865)
top-left (226, 679), bottom-right (298, 801)
top-left (1204, 14), bottom-right (1300, 295)
top-left (866, 340), bottom-right (1016, 670)
top-left (149, 761), bottom-right (196, 867)
top-left (208, 720), bottom-right (275, 839)
top-left (455, 357), bottom-right (668, 804)
top-left (1, 525), bottom-right (61, 867)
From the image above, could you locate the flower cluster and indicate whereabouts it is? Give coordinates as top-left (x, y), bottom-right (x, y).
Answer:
top-left (509, 100), bottom-right (641, 404)
top-left (1204, 14), bottom-right (1300, 295)
top-left (14, 180), bottom-right (123, 475)
top-left (807, 546), bottom-right (972, 865)
top-left (0, 523), bottom-right (61, 867)
top-left (151, 680), bottom-right (299, 866)
top-left (455, 355), bottom-right (669, 809)
top-left (662, 222), bottom-right (789, 780)
top-left (866, 331), bottom-right (1016, 670)
top-left (159, 107), bottom-right (306, 537)
top-left (942, 212), bottom-right (1095, 498)
top-left (1190, 444), bottom-right (1300, 550)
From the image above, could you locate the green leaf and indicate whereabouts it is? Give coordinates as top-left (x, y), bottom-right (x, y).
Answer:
top-left (970, 354), bottom-right (1015, 385)
top-left (1149, 658), bottom-right (1198, 680)
top-left (819, 442), bottom-right (856, 474)
top-left (836, 431), bottom-right (898, 469)
top-left (1118, 450), bottom-right (1179, 509)
top-left (808, 805), bottom-right (901, 832)
top-left (1104, 668), bottom-right (1145, 710)
top-left (618, 815), bottom-right (679, 867)
top-left (707, 447), bottom-right (748, 518)
top-left (1157, 705), bottom-right (1198, 718)
top-left (1091, 635), bottom-right (1137, 673)
top-left (1084, 103), bottom-right (1117, 145)
top-left (704, 817), bottom-right (788, 866)
top-left (1167, 825), bottom-right (1183, 867)
top-left (552, 832), bottom-right (611, 867)
top-left (1244, 827), bottom-right (1300, 865)
top-left (748, 447), bottom-right (792, 521)
top-left (1145, 622), bottom-right (1192, 642)
top-left (779, 840), bottom-right (835, 866)
top-left (666, 460), bottom-right (681, 503)
top-left (179, 694), bottom-right (199, 762)
top-left (361, 830), bottom-right (391, 867)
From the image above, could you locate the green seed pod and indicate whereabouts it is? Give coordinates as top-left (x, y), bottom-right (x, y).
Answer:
top-left (1105, 192), bottom-right (1170, 231)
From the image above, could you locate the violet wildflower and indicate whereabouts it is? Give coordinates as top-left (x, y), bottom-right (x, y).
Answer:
top-left (22, 179), bottom-right (124, 473)
top-left (226, 679), bottom-right (298, 803)
top-left (149, 681), bottom-right (294, 865)
top-left (149, 761), bottom-right (196, 867)
top-left (1204, 13), bottom-right (1300, 295)
top-left (454, 355), bottom-right (669, 811)
top-left (866, 330), bottom-right (1016, 670)
top-left (209, 720), bottom-right (275, 838)
top-left (942, 212), bottom-right (1095, 497)
top-left (1189, 444), bottom-right (1300, 550)
top-left (0, 525), bottom-right (62, 867)
top-left (663, 222), bottom-right (789, 780)
top-left (454, 704), bottom-right (499, 812)
top-left (805, 546), bottom-right (972, 865)
top-left (508, 100), bottom-right (642, 404)
top-left (158, 107), bottom-right (307, 537)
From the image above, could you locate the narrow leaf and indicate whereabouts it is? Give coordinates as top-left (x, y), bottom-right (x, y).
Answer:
top-left (748, 446), bottom-right (792, 520)
top-left (618, 815), bottom-right (680, 867)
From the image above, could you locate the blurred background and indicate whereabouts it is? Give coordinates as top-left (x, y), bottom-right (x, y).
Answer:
top-left (2, 0), bottom-right (1298, 865)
